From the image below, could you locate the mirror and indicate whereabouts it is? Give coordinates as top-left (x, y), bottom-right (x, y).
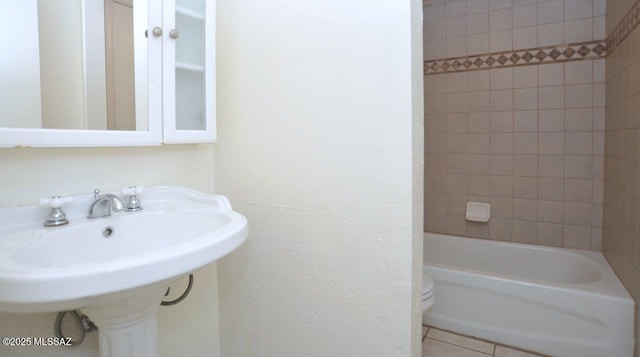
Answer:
top-left (0, 0), bottom-right (148, 131)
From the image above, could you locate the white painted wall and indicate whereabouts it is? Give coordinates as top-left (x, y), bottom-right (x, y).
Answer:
top-left (0, 1), bottom-right (43, 128)
top-left (0, 145), bottom-right (220, 357)
top-left (215, 0), bottom-right (423, 355)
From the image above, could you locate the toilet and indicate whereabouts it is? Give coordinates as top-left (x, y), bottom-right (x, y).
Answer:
top-left (422, 268), bottom-right (435, 324)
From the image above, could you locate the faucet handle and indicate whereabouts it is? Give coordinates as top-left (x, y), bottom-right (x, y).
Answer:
top-left (39, 196), bottom-right (73, 227)
top-left (122, 186), bottom-right (144, 196)
top-left (122, 186), bottom-right (144, 212)
top-left (39, 196), bottom-right (73, 208)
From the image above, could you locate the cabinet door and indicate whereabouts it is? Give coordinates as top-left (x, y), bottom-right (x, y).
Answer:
top-left (162, 0), bottom-right (215, 143)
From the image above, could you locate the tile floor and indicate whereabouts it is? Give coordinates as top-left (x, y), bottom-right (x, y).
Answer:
top-left (422, 325), bottom-right (547, 357)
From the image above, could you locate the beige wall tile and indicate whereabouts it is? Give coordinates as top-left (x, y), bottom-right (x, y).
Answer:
top-left (491, 176), bottom-right (514, 197)
top-left (564, 178), bottom-right (593, 202)
top-left (514, 88), bottom-right (538, 110)
top-left (448, 154), bottom-right (469, 174)
top-left (514, 67), bottom-right (538, 89)
top-left (565, 108), bottom-right (593, 131)
top-left (564, 18), bottom-right (593, 43)
top-left (514, 110), bottom-right (538, 132)
top-left (565, 155), bottom-right (593, 178)
top-left (426, 154), bottom-right (448, 174)
top-left (491, 133), bottom-right (514, 154)
top-left (514, 177), bottom-right (538, 198)
top-left (469, 112), bottom-right (491, 132)
top-left (467, 0), bottom-right (489, 14)
top-left (538, 132), bottom-right (565, 154)
top-left (592, 203), bottom-right (603, 227)
top-left (448, 174), bottom-right (469, 194)
top-left (447, 16), bottom-right (468, 38)
top-left (469, 154), bottom-right (491, 174)
top-left (424, 0), bottom-right (607, 252)
top-left (447, 72), bottom-right (469, 93)
top-left (447, 0), bottom-right (467, 17)
top-left (512, 220), bottom-right (538, 244)
top-left (538, 200), bottom-right (564, 223)
top-left (427, 193), bottom-right (448, 213)
top-left (490, 68), bottom-right (514, 90)
top-left (491, 111), bottom-right (514, 132)
top-left (490, 29), bottom-right (513, 52)
top-left (468, 71), bottom-right (491, 91)
top-left (539, 109), bottom-right (564, 132)
top-left (426, 212), bottom-right (447, 233)
top-left (538, 0), bottom-right (564, 25)
top-left (469, 133), bottom-right (491, 153)
top-left (447, 36), bottom-right (468, 57)
top-left (489, 8), bottom-right (513, 32)
top-left (565, 84), bottom-right (593, 108)
top-left (514, 154), bottom-right (538, 176)
top-left (537, 223), bottom-right (564, 246)
top-left (468, 33), bottom-right (490, 55)
top-left (564, 225), bottom-right (592, 249)
top-left (448, 194), bottom-right (469, 215)
top-left (448, 133), bottom-right (469, 153)
top-left (513, 26), bottom-right (538, 49)
top-left (469, 175), bottom-right (492, 196)
top-left (565, 0), bottom-right (593, 21)
top-left (538, 86), bottom-right (565, 109)
top-left (513, 199), bottom-right (538, 221)
top-left (446, 214), bottom-right (467, 235)
top-left (514, 133), bottom-right (538, 154)
top-left (538, 155), bottom-right (564, 177)
top-left (489, 0), bottom-right (511, 11)
top-left (513, 4), bottom-right (537, 28)
top-left (449, 113), bottom-right (470, 133)
top-left (427, 174), bottom-right (448, 193)
top-left (564, 202), bottom-right (593, 225)
top-left (467, 220), bottom-right (490, 238)
top-left (566, 61), bottom-right (593, 85)
top-left (538, 63), bottom-right (565, 87)
top-left (538, 22), bottom-right (564, 46)
top-left (468, 13), bottom-right (490, 34)
top-left (491, 197), bottom-right (513, 218)
top-left (565, 132), bottom-right (593, 155)
top-left (491, 90), bottom-right (514, 111)
top-left (538, 177), bottom-right (564, 200)
top-left (469, 91), bottom-right (491, 112)
top-left (491, 154), bottom-right (514, 175)
top-left (490, 218), bottom-right (513, 240)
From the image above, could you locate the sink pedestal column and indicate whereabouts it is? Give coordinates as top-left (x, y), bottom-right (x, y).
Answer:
top-left (80, 284), bottom-right (168, 357)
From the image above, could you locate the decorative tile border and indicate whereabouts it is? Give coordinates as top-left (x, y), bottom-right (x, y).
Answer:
top-left (424, 41), bottom-right (607, 75)
top-left (607, 0), bottom-right (640, 54)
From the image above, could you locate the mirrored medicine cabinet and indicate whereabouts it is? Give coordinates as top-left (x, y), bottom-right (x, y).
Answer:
top-left (0, 0), bottom-right (215, 147)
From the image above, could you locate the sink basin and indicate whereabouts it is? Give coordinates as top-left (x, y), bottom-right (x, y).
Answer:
top-left (0, 186), bottom-right (247, 357)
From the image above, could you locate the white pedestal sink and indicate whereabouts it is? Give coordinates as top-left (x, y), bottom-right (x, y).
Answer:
top-left (0, 186), bottom-right (248, 357)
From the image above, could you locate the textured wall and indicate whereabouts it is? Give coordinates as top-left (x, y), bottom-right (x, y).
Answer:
top-left (424, 0), bottom-right (606, 249)
top-left (215, 0), bottom-right (423, 355)
top-left (0, 145), bottom-right (220, 357)
top-left (603, 0), bottom-right (640, 355)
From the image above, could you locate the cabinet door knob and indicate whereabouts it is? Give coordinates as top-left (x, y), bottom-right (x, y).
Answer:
top-left (152, 26), bottom-right (163, 37)
top-left (169, 29), bottom-right (180, 39)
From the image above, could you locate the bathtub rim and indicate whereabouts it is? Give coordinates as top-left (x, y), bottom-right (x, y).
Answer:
top-left (423, 232), bottom-right (633, 302)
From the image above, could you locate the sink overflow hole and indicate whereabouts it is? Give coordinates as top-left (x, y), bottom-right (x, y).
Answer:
top-left (102, 226), bottom-right (115, 238)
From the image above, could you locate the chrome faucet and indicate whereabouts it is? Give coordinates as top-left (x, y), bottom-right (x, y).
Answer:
top-left (87, 189), bottom-right (125, 219)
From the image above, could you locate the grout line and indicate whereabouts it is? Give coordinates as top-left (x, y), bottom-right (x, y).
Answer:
top-left (424, 336), bottom-right (494, 356)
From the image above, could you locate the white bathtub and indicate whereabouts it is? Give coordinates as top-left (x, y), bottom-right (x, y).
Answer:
top-left (423, 232), bottom-right (634, 357)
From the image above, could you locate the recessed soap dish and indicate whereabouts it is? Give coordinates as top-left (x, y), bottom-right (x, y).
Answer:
top-left (466, 202), bottom-right (491, 222)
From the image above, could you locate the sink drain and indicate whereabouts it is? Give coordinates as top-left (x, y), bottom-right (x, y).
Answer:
top-left (102, 226), bottom-right (115, 238)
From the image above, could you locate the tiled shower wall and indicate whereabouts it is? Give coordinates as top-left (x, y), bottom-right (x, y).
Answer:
top-left (424, 0), bottom-right (606, 249)
top-left (603, 0), bottom-right (640, 353)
